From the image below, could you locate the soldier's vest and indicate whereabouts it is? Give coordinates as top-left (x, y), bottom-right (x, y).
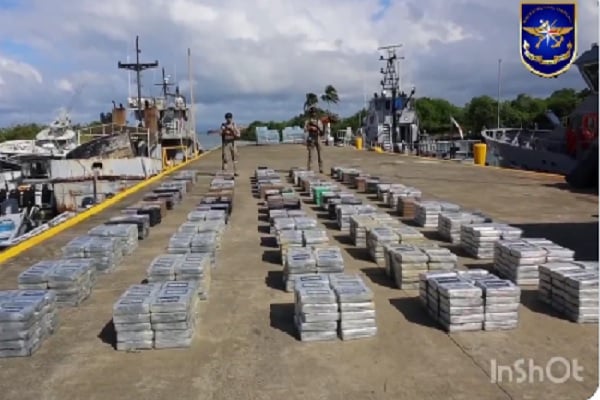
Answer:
top-left (307, 119), bottom-right (320, 138)
top-left (222, 123), bottom-right (236, 141)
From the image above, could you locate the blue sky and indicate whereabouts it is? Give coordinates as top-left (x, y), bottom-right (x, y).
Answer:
top-left (0, 0), bottom-right (597, 129)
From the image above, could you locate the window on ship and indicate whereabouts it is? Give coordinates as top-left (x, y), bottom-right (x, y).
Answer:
top-left (582, 63), bottom-right (598, 92)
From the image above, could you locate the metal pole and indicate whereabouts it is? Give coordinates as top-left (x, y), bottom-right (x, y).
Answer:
top-left (497, 58), bottom-right (502, 129)
top-left (136, 36), bottom-right (142, 122)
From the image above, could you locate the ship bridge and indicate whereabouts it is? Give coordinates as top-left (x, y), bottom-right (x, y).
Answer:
top-left (575, 43), bottom-right (598, 93)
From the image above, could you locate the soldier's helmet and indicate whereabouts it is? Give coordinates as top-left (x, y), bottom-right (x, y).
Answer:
top-left (225, 112), bottom-right (233, 119)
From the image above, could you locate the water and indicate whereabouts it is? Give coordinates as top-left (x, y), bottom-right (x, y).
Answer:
top-left (197, 133), bottom-right (255, 151)
top-left (198, 134), bottom-right (222, 150)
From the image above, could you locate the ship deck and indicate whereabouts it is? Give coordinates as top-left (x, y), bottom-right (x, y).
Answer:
top-left (0, 144), bottom-right (597, 400)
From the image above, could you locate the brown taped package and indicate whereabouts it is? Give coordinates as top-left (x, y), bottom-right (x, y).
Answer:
top-left (397, 197), bottom-right (419, 219)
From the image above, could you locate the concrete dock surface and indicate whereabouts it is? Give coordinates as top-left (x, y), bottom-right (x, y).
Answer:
top-left (0, 144), bottom-right (597, 400)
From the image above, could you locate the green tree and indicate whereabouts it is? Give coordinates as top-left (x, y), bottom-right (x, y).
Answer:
top-left (415, 97), bottom-right (463, 134)
top-left (545, 88), bottom-right (579, 117)
top-left (303, 92), bottom-right (319, 111)
top-left (463, 95), bottom-right (498, 132)
top-left (320, 85), bottom-right (339, 111)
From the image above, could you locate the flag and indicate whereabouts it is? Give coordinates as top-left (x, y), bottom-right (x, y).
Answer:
top-left (450, 116), bottom-right (464, 139)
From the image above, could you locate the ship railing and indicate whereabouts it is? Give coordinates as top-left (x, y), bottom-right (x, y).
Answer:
top-left (77, 123), bottom-right (149, 138)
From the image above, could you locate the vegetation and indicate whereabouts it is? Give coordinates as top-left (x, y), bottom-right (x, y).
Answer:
top-left (0, 87), bottom-right (589, 143)
top-left (241, 86), bottom-right (590, 141)
top-left (0, 120), bottom-right (104, 143)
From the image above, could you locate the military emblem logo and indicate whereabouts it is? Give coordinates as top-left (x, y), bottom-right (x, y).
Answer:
top-left (520, 1), bottom-right (577, 78)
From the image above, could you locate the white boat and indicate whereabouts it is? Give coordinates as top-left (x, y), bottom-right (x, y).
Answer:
top-left (34, 108), bottom-right (79, 157)
top-left (0, 140), bottom-right (51, 158)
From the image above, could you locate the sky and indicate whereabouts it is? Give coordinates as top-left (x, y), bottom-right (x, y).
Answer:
top-left (0, 0), bottom-right (597, 130)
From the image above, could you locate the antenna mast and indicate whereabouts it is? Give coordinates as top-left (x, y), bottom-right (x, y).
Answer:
top-left (118, 36), bottom-right (159, 121)
top-left (155, 67), bottom-right (174, 99)
top-left (187, 48), bottom-right (198, 156)
top-left (378, 43), bottom-right (402, 150)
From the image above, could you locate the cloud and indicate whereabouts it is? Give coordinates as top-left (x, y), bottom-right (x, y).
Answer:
top-left (0, 0), bottom-right (596, 128)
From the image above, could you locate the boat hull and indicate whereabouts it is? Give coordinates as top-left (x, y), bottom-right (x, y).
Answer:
top-left (484, 136), bottom-right (577, 175)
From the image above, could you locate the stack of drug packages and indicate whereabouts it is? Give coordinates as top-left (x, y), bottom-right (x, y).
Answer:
top-left (387, 185), bottom-right (422, 211)
top-left (113, 283), bottom-right (161, 351)
top-left (106, 214), bottom-right (150, 239)
top-left (173, 169), bottom-right (198, 185)
top-left (366, 227), bottom-right (399, 266)
top-left (62, 234), bottom-right (124, 273)
top-left (494, 238), bottom-right (575, 285)
top-left (396, 197), bottom-right (419, 219)
top-left (300, 176), bottom-right (326, 195)
top-left (336, 204), bottom-right (376, 233)
top-left (88, 223), bottom-right (139, 256)
top-left (349, 213), bottom-right (400, 247)
top-left (355, 175), bottom-right (375, 192)
top-left (283, 245), bottom-right (345, 292)
top-left (365, 178), bottom-right (381, 194)
top-left (278, 229), bottom-right (304, 265)
top-left (329, 165), bottom-right (343, 180)
top-left (320, 191), bottom-right (349, 213)
top-left (0, 289), bottom-right (58, 357)
top-left (146, 253), bottom-right (211, 299)
top-left (414, 201), bottom-right (460, 228)
top-left (349, 215), bottom-right (377, 247)
top-left (294, 276), bottom-right (339, 341)
top-left (314, 246), bottom-right (344, 275)
top-left (387, 244), bottom-right (457, 289)
top-left (122, 200), bottom-right (163, 227)
top-left (167, 231), bottom-right (194, 254)
top-left (150, 281), bottom-right (199, 349)
top-left (276, 220), bottom-right (328, 264)
top-left (419, 270), bottom-right (521, 332)
top-left (113, 281), bottom-right (200, 350)
top-left (460, 223), bottom-right (523, 259)
top-left (27, 259), bottom-right (95, 307)
top-left (290, 168), bottom-right (315, 187)
top-left (538, 261), bottom-right (599, 323)
top-left (309, 181), bottom-right (338, 206)
top-left (269, 209), bottom-right (306, 234)
top-left (375, 183), bottom-right (392, 203)
top-left (330, 274), bottom-right (377, 340)
top-left (437, 211), bottom-right (491, 244)
top-left (327, 195), bottom-right (363, 221)
top-left (339, 168), bottom-right (362, 186)
top-left (283, 247), bottom-right (318, 292)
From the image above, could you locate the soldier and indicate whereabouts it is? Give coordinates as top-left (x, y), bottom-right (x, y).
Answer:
top-left (304, 107), bottom-right (324, 173)
top-left (220, 112), bottom-right (240, 177)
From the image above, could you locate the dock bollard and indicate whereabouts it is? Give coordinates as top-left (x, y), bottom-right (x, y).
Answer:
top-left (355, 137), bottom-right (363, 150)
top-left (473, 143), bottom-right (487, 165)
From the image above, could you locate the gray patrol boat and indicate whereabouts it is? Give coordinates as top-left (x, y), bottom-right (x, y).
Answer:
top-left (481, 43), bottom-right (598, 175)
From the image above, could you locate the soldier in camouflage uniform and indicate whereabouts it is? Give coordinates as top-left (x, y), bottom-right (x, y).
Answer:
top-left (220, 112), bottom-right (240, 177)
top-left (304, 107), bottom-right (324, 173)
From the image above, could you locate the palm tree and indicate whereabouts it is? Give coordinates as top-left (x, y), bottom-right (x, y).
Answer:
top-left (303, 92), bottom-right (319, 111)
top-left (320, 85), bottom-right (339, 111)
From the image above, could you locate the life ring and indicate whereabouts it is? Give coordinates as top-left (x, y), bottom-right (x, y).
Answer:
top-left (580, 113), bottom-right (598, 149)
top-left (566, 129), bottom-right (577, 155)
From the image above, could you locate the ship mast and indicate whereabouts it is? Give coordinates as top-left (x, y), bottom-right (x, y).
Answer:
top-left (188, 48), bottom-right (198, 156)
top-left (118, 36), bottom-right (159, 122)
top-left (155, 68), bottom-right (175, 99)
top-left (378, 44), bottom-right (402, 150)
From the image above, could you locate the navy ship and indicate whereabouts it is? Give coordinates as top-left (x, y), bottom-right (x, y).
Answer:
top-left (481, 43), bottom-right (598, 175)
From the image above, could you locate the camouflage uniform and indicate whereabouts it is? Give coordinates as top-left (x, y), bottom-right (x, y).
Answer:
top-left (221, 118), bottom-right (240, 175)
top-left (304, 116), bottom-right (324, 172)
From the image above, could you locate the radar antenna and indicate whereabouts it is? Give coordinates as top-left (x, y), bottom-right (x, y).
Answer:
top-left (118, 36), bottom-right (159, 121)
